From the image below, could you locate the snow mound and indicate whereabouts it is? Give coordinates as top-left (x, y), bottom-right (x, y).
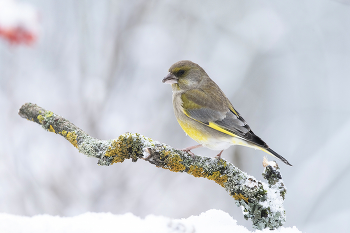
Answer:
top-left (0, 209), bottom-right (301, 233)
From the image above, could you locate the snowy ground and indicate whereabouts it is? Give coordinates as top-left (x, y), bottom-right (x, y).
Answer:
top-left (0, 209), bottom-right (300, 233)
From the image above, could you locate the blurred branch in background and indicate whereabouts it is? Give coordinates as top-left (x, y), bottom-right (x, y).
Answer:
top-left (18, 102), bottom-right (288, 230)
top-left (75, 0), bottom-right (152, 138)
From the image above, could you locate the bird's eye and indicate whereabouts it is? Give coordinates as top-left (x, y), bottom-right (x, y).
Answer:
top-left (177, 70), bottom-right (185, 76)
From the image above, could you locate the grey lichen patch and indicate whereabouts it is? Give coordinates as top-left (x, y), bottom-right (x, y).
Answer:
top-left (262, 165), bottom-right (282, 186)
top-left (220, 161), bottom-right (286, 230)
top-left (262, 164), bottom-right (287, 200)
top-left (78, 135), bottom-right (109, 159)
top-left (280, 186), bottom-right (286, 200)
top-left (249, 165), bottom-right (287, 230)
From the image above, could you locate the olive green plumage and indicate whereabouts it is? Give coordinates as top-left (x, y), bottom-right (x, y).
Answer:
top-left (162, 60), bottom-right (292, 166)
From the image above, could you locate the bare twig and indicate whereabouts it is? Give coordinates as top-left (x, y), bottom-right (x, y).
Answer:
top-left (18, 102), bottom-right (287, 230)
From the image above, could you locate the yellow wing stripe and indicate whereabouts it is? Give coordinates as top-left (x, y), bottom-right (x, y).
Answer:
top-left (208, 122), bottom-right (236, 137)
top-left (182, 108), bottom-right (242, 138)
top-left (229, 106), bottom-right (238, 116)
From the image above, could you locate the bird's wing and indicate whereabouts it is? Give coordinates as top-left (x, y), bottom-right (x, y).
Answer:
top-left (181, 89), bottom-right (267, 148)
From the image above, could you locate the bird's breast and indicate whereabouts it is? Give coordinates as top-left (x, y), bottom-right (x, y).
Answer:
top-left (172, 92), bottom-right (208, 142)
top-left (177, 118), bottom-right (209, 143)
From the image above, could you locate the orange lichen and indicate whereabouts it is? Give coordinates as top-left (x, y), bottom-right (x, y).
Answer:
top-left (45, 111), bottom-right (53, 118)
top-left (232, 193), bottom-right (249, 203)
top-left (37, 115), bottom-right (44, 124)
top-left (163, 152), bottom-right (186, 172)
top-left (105, 140), bottom-right (120, 157)
top-left (105, 139), bottom-right (129, 164)
top-left (187, 165), bottom-right (227, 187)
top-left (207, 171), bottom-right (228, 187)
top-left (36, 111), bottom-right (53, 124)
top-left (66, 131), bottom-right (78, 148)
top-left (48, 125), bottom-right (55, 133)
top-left (188, 165), bottom-right (206, 177)
top-left (105, 134), bottom-right (143, 164)
top-left (60, 130), bottom-right (67, 136)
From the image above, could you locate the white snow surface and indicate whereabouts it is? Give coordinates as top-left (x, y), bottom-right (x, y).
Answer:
top-left (0, 209), bottom-right (300, 233)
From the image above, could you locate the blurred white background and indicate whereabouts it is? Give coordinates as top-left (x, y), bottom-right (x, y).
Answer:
top-left (1, 0), bottom-right (350, 232)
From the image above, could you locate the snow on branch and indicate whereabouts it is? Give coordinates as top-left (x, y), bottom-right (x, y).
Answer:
top-left (18, 103), bottom-right (287, 230)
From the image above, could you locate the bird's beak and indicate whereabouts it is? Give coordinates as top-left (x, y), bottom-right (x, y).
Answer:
top-left (162, 73), bottom-right (178, 84)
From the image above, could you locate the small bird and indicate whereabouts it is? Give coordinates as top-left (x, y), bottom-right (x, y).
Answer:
top-left (162, 60), bottom-right (292, 166)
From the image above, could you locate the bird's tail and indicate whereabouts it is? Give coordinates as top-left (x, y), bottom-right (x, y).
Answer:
top-left (262, 148), bottom-right (292, 166)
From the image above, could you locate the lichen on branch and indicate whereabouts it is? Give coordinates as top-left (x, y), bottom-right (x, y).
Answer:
top-left (18, 102), bottom-right (287, 230)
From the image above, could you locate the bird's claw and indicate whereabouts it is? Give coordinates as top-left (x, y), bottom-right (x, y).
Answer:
top-left (181, 149), bottom-right (196, 158)
top-left (215, 150), bottom-right (224, 160)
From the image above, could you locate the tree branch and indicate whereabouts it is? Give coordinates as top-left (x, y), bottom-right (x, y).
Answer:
top-left (18, 102), bottom-right (287, 230)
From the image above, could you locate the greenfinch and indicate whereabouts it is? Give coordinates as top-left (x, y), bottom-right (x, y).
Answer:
top-left (162, 60), bottom-right (292, 166)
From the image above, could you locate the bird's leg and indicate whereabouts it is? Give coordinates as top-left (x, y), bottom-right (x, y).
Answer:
top-left (215, 150), bottom-right (224, 159)
top-left (181, 144), bottom-right (202, 156)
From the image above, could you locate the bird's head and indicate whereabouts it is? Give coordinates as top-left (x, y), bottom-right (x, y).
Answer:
top-left (162, 60), bottom-right (207, 91)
